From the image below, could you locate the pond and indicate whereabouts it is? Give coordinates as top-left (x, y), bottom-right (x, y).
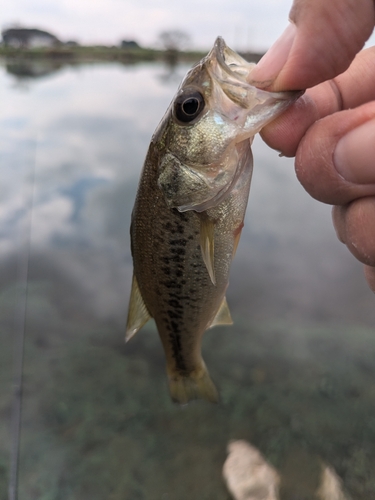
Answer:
top-left (1, 58), bottom-right (375, 499)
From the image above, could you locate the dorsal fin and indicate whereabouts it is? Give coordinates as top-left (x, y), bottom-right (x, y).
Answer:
top-left (125, 274), bottom-right (151, 342)
top-left (199, 215), bottom-right (216, 285)
top-left (209, 296), bottom-right (233, 328)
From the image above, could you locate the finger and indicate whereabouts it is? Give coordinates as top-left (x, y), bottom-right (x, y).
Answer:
top-left (261, 46), bottom-right (375, 157)
top-left (332, 198), bottom-right (375, 266)
top-left (251, 0), bottom-right (375, 91)
top-left (295, 102), bottom-right (375, 205)
top-left (332, 205), bottom-right (347, 244)
top-left (364, 265), bottom-right (375, 293)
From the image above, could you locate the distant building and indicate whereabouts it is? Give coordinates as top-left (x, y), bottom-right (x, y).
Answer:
top-left (1, 27), bottom-right (61, 49)
top-left (120, 40), bottom-right (139, 49)
top-left (65, 40), bottom-right (79, 47)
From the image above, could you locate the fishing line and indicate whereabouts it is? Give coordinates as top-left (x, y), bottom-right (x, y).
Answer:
top-left (8, 134), bottom-right (38, 500)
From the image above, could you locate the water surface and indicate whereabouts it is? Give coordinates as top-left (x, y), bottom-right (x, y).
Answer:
top-left (1, 58), bottom-right (375, 499)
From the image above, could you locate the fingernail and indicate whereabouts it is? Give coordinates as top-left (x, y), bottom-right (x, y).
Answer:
top-left (250, 23), bottom-right (296, 86)
top-left (334, 118), bottom-right (375, 184)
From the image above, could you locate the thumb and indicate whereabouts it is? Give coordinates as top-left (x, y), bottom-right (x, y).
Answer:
top-left (250, 0), bottom-right (375, 91)
top-left (295, 102), bottom-right (375, 206)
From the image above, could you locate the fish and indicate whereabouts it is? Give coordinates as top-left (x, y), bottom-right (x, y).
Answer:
top-left (126, 37), bottom-right (302, 405)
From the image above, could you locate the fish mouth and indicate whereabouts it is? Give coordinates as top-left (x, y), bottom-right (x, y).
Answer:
top-left (210, 36), bottom-right (254, 83)
top-left (204, 36), bottom-right (256, 90)
top-left (206, 37), bottom-right (304, 108)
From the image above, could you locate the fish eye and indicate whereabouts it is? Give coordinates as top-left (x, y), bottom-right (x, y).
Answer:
top-left (174, 90), bottom-right (205, 123)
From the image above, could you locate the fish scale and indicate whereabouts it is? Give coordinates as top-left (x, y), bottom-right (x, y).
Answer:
top-left (126, 37), bottom-right (302, 404)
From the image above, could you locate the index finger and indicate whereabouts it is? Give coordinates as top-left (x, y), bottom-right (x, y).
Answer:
top-left (260, 46), bottom-right (375, 157)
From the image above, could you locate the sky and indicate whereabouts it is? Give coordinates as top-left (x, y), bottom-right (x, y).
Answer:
top-left (1, 0), bottom-right (296, 51)
top-left (2, 0), bottom-right (375, 53)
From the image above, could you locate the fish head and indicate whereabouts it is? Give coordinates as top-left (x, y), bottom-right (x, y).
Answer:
top-left (156, 37), bottom-right (303, 212)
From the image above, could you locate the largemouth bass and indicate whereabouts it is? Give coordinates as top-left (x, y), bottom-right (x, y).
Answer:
top-left (126, 37), bottom-right (301, 404)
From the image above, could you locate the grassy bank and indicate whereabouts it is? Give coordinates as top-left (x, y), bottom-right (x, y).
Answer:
top-left (0, 45), bottom-right (263, 63)
top-left (0, 45), bottom-right (205, 63)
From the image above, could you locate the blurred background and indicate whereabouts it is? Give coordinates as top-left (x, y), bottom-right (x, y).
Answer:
top-left (1, 0), bottom-right (299, 53)
top-left (1, 1), bottom-right (375, 499)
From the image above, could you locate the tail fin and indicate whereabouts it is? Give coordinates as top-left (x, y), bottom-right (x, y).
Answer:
top-left (167, 361), bottom-right (219, 405)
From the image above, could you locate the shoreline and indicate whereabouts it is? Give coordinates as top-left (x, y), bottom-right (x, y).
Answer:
top-left (0, 45), bottom-right (264, 63)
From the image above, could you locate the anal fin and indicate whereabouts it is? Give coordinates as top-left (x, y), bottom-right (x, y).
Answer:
top-left (209, 296), bottom-right (233, 328)
top-left (125, 274), bottom-right (151, 342)
top-left (200, 215), bottom-right (216, 285)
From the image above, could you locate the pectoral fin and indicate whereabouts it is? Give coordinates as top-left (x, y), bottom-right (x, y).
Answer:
top-left (125, 274), bottom-right (151, 342)
top-left (200, 215), bottom-right (216, 285)
top-left (209, 296), bottom-right (233, 328)
top-left (232, 222), bottom-right (244, 258)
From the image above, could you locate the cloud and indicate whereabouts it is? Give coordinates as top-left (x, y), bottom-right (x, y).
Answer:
top-left (2, 0), bottom-right (375, 50)
top-left (1, 0), bottom-right (292, 50)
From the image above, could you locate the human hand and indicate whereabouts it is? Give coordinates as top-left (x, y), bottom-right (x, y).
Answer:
top-left (250, 0), bottom-right (375, 291)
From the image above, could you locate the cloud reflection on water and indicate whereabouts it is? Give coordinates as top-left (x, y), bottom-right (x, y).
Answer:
top-left (1, 58), bottom-right (375, 329)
